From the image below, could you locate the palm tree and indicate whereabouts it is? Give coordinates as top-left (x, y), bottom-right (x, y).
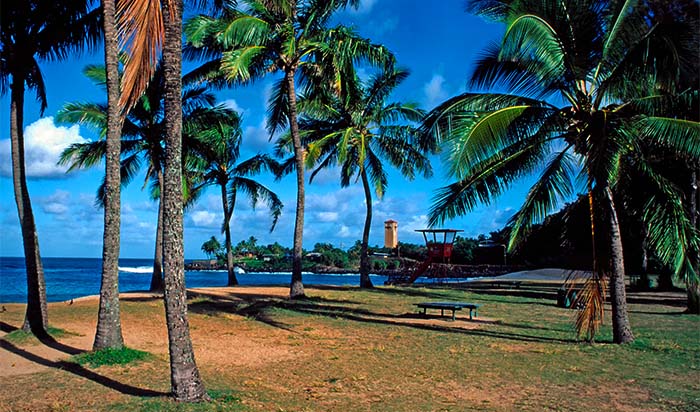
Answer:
top-left (289, 67), bottom-right (432, 287)
top-left (194, 113), bottom-right (283, 286)
top-left (58, 65), bottom-right (222, 293)
top-left (201, 236), bottom-right (222, 259)
top-left (93, 0), bottom-right (125, 351)
top-left (0, 0), bottom-right (101, 337)
top-left (423, 0), bottom-right (699, 343)
top-left (112, 0), bottom-right (208, 400)
top-left (185, 0), bottom-right (393, 298)
top-left (160, 0), bottom-right (208, 400)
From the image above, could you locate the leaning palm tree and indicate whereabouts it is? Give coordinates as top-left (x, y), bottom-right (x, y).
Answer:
top-left (286, 67), bottom-right (432, 288)
top-left (185, 0), bottom-right (393, 298)
top-left (0, 0), bottom-right (101, 337)
top-left (194, 113), bottom-right (283, 286)
top-left (423, 0), bottom-right (700, 343)
top-left (58, 64), bottom-right (223, 293)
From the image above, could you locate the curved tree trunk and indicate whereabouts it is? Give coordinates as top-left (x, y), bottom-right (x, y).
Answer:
top-left (10, 74), bottom-right (48, 337)
top-left (286, 68), bottom-right (305, 299)
top-left (93, 0), bottom-right (124, 350)
top-left (359, 169), bottom-right (373, 288)
top-left (150, 172), bottom-right (164, 293)
top-left (221, 183), bottom-right (238, 286)
top-left (605, 187), bottom-right (634, 344)
top-left (161, 0), bottom-right (208, 401)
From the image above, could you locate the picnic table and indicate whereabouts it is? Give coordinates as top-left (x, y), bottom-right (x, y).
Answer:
top-left (415, 302), bottom-right (480, 321)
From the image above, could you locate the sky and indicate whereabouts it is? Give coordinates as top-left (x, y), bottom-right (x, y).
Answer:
top-left (0, 0), bottom-right (540, 259)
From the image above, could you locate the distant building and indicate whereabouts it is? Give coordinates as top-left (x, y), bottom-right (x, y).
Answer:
top-left (384, 219), bottom-right (398, 249)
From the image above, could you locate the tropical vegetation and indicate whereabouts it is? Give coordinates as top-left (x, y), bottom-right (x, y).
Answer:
top-left (57, 65), bottom-right (226, 293)
top-left (184, 0), bottom-right (394, 298)
top-left (1, 0), bottom-right (101, 338)
top-left (193, 111), bottom-right (283, 285)
top-left (280, 67), bottom-right (433, 288)
top-left (2, 0), bottom-right (699, 407)
top-left (422, 0), bottom-right (700, 342)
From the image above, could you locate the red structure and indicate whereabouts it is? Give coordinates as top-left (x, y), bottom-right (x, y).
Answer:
top-left (417, 229), bottom-right (462, 263)
top-left (392, 229), bottom-right (462, 284)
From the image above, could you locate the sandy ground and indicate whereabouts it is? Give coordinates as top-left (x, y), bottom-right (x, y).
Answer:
top-left (0, 286), bottom-right (487, 379)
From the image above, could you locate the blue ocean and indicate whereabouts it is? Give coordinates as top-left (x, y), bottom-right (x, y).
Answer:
top-left (0, 257), bottom-right (388, 303)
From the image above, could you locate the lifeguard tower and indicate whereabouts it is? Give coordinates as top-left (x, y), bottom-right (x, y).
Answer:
top-left (385, 228), bottom-right (463, 284)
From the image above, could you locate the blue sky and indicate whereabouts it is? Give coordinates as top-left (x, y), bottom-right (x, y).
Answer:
top-left (0, 0), bottom-right (536, 259)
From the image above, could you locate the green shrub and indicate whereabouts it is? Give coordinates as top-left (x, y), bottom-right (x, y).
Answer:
top-left (72, 347), bottom-right (151, 368)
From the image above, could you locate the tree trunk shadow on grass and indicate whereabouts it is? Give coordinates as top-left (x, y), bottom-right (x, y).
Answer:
top-left (1, 321), bottom-right (85, 356)
top-left (0, 340), bottom-right (167, 397)
top-left (186, 296), bottom-right (580, 345)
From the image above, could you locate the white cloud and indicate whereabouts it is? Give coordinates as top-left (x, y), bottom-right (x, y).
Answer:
top-left (0, 117), bottom-right (90, 179)
top-left (338, 225), bottom-right (352, 238)
top-left (38, 190), bottom-right (71, 216)
top-left (317, 211), bottom-right (339, 222)
top-left (221, 99), bottom-right (247, 116)
top-left (190, 210), bottom-right (220, 227)
top-left (423, 74), bottom-right (448, 109)
top-left (349, 0), bottom-right (378, 14)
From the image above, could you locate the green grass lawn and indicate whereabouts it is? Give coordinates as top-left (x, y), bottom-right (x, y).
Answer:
top-left (1, 285), bottom-right (698, 411)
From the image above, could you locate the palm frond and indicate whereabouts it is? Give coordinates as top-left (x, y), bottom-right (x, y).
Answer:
top-left (231, 176), bottom-right (283, 231)
top-left (428, 136), bottom-right (555, 227)
top-left (638, 117), bottom-right (700, 159)
top-left (506, 147), bottom-right (577, 250)
top-left (117, 0), bottom-right (164, 111)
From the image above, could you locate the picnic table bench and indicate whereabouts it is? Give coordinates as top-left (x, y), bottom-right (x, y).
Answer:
top-left (415, 302), bottom-right (480, 321)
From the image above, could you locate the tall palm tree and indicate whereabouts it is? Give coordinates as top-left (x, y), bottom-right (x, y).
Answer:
top-left (0, 0), bottom-right (101, 337)
top-left (185, 0), bottom-right (393, 298)
top-left (160, 0), bottom-right (208, 400)
top-left (195, 117), bottom-right (283, 286)
top-left (423, 0), bottom-right (700, 343)
top-left (94, 0), bottom-right (125, 351)
top-left (58, 65), bottom-right (222, 293)
top-left (112, 0), bottom-right (208, 401)
top-left (289, 68), bottom-right (432, 287)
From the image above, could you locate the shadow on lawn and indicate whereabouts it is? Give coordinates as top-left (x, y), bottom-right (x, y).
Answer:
top-left (0, 321), bottom-right (84, 355)
top-left (185, 290), bottom-right (577, 344)
top-left (0, 339), bottom-right (166, 397)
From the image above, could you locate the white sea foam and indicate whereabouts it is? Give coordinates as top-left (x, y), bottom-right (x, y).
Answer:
top-left (118, 266), bottom-right (153, 274)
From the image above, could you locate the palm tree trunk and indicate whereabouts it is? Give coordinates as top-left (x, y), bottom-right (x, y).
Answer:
top-left (687, 166), bottom-right (700, 314)
top-left (605, 187), bottom-right (634, 344)
top-left (93, 0), bottom-right (124, 350)
top-left (150, 172), bottom-right (164, 292)
top-left (359, 169), bottom-right (373, 288)
top-left (161, 0), bottom-right (208, 401)
top-left (221, 183), bottom-right (238, 286)
top-left (285, 67), bottom-right (305, 299)
top-left (10, 73), bottom-right (48, 337)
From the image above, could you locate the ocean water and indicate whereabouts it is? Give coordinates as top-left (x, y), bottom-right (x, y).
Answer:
top-left (0, 257), bottom-right (388, 303)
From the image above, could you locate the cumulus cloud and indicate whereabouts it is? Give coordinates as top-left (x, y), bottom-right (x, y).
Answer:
top-left (423, 74), bottom-right (449, 109)
top-left (38, 190), bottom-right (71, 216)
top-left (0, 117), bottom-right (90, 179)
top-left (190, 210), bottom-right (220, 228)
